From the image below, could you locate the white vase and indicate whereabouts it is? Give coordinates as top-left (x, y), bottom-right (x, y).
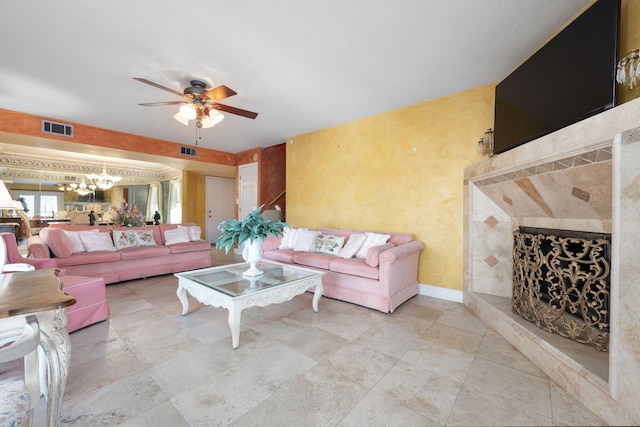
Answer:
top-left (242, 239), bottom-right (264, 277)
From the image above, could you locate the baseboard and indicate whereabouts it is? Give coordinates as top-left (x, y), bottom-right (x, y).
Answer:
top-left (417, 283), bottom-right (463, 303)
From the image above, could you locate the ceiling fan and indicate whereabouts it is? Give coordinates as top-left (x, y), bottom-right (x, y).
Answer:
top-left (133, 77), bottom-right (258, 129)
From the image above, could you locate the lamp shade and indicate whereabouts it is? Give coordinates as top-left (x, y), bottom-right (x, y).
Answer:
top-left (0, 181), bottom-right (15, 209)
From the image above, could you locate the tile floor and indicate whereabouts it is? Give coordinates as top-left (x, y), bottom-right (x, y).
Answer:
top-left (6, 250), bottom-right (606, 426)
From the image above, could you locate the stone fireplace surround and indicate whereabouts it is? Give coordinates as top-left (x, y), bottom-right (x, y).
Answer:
top-left (463, 96), bottom-right (640, 426)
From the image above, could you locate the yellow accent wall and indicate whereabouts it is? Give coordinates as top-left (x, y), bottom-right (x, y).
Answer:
top-left (287, 84), bottom-right (494, 290)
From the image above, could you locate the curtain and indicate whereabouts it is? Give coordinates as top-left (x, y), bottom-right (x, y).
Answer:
top-left (167, 180), bottom-right (182, 224)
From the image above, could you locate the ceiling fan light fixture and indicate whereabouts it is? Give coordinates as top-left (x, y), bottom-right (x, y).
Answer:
top-left (173, 112), bottom-right (189, 126)
top-left (179, 104), bottom-right (197, 120)
top-left (200, 115), bottom-right (215, 129)
top-left (208, 109), bottom-right (224, 125)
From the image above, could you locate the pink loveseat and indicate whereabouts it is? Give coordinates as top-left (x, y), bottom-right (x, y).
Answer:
top-left (262, 227), bottom-right (424, 313)
top-left (27, 223), bottom-right (212, 284)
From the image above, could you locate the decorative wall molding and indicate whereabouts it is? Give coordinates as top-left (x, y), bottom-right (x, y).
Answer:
top-left (0, 153), bottom-right (179, 185)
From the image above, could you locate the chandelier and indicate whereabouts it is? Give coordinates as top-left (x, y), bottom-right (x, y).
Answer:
top-left (75, 178), bottom-right (96, 196)
top-left (58, 179), bottom-right (96, 196)
top-left (86, 161), bottom-right (122, 190)
top-left (173, 102), bottom-right (224, 129)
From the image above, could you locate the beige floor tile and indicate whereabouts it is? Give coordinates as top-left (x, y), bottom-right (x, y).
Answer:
top-left (272, 363), bottom-right (369, 426)
top-left (374, 360), bottom-right (463, 424)
top-left (337, 390), bottom-right (439, 426)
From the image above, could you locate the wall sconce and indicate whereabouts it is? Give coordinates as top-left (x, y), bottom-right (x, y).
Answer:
top-left (477, 128), bottom-right (494, 156)
top-left (616, 49), bottom-right (639, 89)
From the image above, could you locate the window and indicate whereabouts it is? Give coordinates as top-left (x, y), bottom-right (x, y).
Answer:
top-left (13, 191), bottom-right (63, 218)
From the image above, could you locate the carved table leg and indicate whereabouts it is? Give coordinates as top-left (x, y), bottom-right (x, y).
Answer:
top-left (312, 282), bottom-right (323, 312)
top-left (36, 308), bottom-right (71, 427)
top-left (227, 304), bottom-right (242, 349)
top-left (177, 283), bottom-right (189, 315)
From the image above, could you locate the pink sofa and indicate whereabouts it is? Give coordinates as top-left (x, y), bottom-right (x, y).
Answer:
top-left (262, 227), bottom-right (424, 313)
top-left (27, 223), bottom-right (212, 284)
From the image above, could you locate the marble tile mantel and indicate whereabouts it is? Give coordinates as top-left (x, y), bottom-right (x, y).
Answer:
top-left (463, 96), bottom-right (640, 426)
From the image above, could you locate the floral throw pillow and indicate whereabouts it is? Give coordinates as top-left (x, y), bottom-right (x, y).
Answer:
top-left (319, 235), bottom-right (346, 256)
top-left (309, 234), bottom-right (326, 253)
top-left (134, 230), bottom-right (157, 246)
top-left (113, 230), bottom-right (138, 250)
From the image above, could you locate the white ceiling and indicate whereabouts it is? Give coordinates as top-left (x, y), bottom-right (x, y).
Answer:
top-left (0, 0), bottom-right (590, 167)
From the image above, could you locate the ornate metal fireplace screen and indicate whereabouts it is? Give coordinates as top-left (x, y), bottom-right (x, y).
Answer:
top-left (512, 227), bottom-right (610, 352)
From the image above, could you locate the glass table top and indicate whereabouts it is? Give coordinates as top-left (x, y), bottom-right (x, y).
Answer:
top-left (178, 262), bottom-right (318, 297)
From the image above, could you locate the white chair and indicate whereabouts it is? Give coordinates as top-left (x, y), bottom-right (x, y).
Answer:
top-left (0, 315), bottom-right (41, 427)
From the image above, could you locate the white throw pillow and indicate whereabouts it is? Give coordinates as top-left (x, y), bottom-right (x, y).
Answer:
top-left (279, 227), bottom-right (298, 249)
top-left (134, 230), bottom-right (157, 246)
top-left (319, 235), bottom-right (345, 256)
top-left (113, 229), bottom-right (138, 250)
top-left (355, 232), bottom-right (391, 258)
top-left (178, 225), bottom-right (202, 241)
top-left (339, 233), bottom-right (366, 258)
top-left (164, 227), bottom-right (191, 245)
top-left (79, 230), bottom-right (117, 252)
top-left (63, 230), bottom-right (86, 253)
top-left (293, 229), bottom-right (318, 252)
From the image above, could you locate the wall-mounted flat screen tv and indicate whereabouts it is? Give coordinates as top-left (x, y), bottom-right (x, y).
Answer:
top-left (493, 0), bottom-right (620, 155)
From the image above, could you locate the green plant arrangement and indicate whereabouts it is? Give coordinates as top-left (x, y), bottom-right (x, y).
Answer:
top-left (215, 204), bottom-right (288, 253)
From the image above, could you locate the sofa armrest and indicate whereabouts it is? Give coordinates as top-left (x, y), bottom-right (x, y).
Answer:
top-left (365, 243), bottom-right (396, 267)
top-left (27, 236), bottom-right (52, 259)
top-left (379, 240), bottom-right (424, 263)
top-left (378, 240), bottom-right (425, 296)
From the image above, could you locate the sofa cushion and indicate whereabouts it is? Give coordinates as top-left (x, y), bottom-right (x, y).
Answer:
top-left (178, 225), bottom-right (202, 241)
top-left (329, 257), bottom-right (380, 280)
top-left (55, 251), bottom-right (121, 267)
top-left (293, 252), bottom-right (334, 270)
top-left (318, 228), bottom-right (353, 239)
top-left (293, 228), bottom-right (318, 252)
top-left (113, 229), bottom-right (138, 250)
top-left (164, 227), bottom-right (191, 245)
top-left (365, 243), bottom-right (396, 267)
top-left (39, 227), bottom-right (74, 258)
top-left (166, 240), bottom-right (211, 254)
top-left (263, 235), bottom-right (281, 251)
top-left (119, 245), bottom-right (171, 260)
top-left (309, 234), bottom-right (327, 253)
top-left (388, 233), bottom-right (413, 246)
top-left (356, 232), bottom-right (391, 258)
top-left (133, 229), bottom-right (158, 246)
top-left (79, 230), bottom-right (117, 252)
top-left (319, 235), bottom-right (345, 256)
top-left (279, 227), bottom-right (297, 249)
top-left (62, 230), bottom-right (86, 253)
top-left (263, 248), bottom-right (297, 263)
top-left (338, 233), bottom-right (366, 259)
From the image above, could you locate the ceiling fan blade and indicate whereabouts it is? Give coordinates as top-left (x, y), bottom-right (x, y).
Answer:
top-left (214, 103), bottom-right (258, 119)
top-left (133, 77), bottom-right (185, 98)
top-left (202, 85), bottom-right (237, 102)
top-left (138, 101), bottom-right (187, 106)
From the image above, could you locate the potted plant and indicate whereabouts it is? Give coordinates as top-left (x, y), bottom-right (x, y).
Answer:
top-left (215, 205), bottom-right (288, 276)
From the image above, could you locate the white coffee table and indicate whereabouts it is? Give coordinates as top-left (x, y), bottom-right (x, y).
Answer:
top-left (175, 261), bottom-right (324, 348)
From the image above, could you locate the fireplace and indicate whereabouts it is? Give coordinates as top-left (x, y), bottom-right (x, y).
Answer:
top-left (512, 227), bottom-right (610, 352)
top-left (463, 97), bottom-right (640, 425)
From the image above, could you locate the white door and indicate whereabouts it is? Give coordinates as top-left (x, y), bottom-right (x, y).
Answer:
top-left (206, 177), bottom-right (236, 243)
top-left (238, 162), bottom-right (258, 221)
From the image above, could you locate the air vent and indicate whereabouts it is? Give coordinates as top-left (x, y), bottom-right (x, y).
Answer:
top-left (180, 146), bottom-right (197, 157)
top-left (42, 120), bottom-right (73, 137)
